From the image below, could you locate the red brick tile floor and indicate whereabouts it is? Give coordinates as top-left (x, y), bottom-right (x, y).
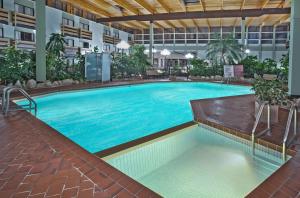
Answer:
top-left (0, 92), bottom-right (161, 198)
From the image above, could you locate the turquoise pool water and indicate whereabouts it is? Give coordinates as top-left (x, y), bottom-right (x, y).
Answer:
top-left (107, 125), bottom-right (282, 198)
top-left (18, 82), bottom-right (252, 153)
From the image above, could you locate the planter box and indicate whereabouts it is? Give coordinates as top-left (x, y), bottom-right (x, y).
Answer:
top-left (255, 100), bottom-right (279, 123)
top-left (169, 76), bottom-right (177, 81)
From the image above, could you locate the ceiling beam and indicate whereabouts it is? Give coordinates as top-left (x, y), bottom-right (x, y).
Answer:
top-left (261, 0), bottom-right (270, 9)
top-left (155, 0), bottom-right (184, 28)
top-left (200, 0), bottom-right (207, 11)
top-left (112, 0), bottom-right (140, 15)
top-left (273, 14), bottom-right (290, 26)
top-left (63, 0), bottom-right (110, 17)
top-left (133, 0), bottom-right (155, 14)
top-left (97, 8), bottom-right (291, 22)
top-left (156, 0), bottom-right (171, 12)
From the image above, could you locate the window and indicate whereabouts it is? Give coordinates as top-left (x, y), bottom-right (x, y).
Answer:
top-left (80, 22), bottom-right (89, 30)
top-left (62, 18), bottom-right (74, 27)
top-left (247, 26), bottom-right (260, 44)
top-left (210, 27), bottom-right (221, 33)
top-left (82, 42), bottom-right (89, 48)
top-left (74, 7), bottom-right (83, 17)
top-left (65, 39), bottom-right (74, 47)
top-left (0, 28), bottom-right (3, 38)
top-left (15, 31), bottom-right (35, 42)
top-left (15, 4), bottom-right (34, 16)
top-left (86, 12), bottom-right (95, 21)
top-left (104, 44), bottom-right (110, 52)
top-left (0, 0), bottom-right (3, 8)
top-left (104, 28), bottom-right (111, 36)
top-left (275, 25), bottom-right (288, 44)
top-left (113, 31), bottom-right (119, 38)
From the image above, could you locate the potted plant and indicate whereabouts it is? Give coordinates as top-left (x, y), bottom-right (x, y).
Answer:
top-left (252, 77), bottom-right (287, 123)
top-left (169, 64), bottom-right (180, 81)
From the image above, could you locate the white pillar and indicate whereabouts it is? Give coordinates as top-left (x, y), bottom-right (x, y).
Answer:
top-left (36, 0), bottom-right (47, 81)
top-left (241, 17), bottom-right (246, 47)
top-left (149, 21), bottom-right (154, 65)
top-left (288, 0), bottom-right (300, 96)
top-left (272, 25), bottom-right (276, 59)
top-left (259, 25), bottom-right (263, 61)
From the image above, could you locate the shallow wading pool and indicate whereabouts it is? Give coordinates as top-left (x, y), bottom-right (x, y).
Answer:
top-left (106, 125), bottom-right (283, 198)
top-left (17, 82), bottom-right (252, 153)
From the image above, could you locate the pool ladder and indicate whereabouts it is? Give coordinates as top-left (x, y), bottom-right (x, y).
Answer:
top-left (1, 87), bottom-right (37, 117)
top-left (252, 100), bottom-right (298, 161)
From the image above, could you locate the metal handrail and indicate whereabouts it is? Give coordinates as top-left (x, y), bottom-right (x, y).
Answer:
top-left (2, 87), bottom-right (37, 116)
top-left (251, 101), bottom-right (271, 155)
top-left (282, 101), bottom-right (298, 161)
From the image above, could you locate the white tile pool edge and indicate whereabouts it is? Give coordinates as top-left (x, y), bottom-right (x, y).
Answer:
top-left (103, 123), bottom-right (287, 165)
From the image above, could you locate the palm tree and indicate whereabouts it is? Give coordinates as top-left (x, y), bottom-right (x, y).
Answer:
top-left (46, 33), bottom-right (66, 56)
top-left (206, 33), bottom-right (243, 66)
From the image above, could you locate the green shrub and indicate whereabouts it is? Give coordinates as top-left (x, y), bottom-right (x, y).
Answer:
top-left (278, 54), bottom-right (289, 81)
top-left (256, 58), bottom-right (279, 76)
top-left (0, 47), bottom-right (35, 84)
top-left (240, 55), bottom-right (259, 78)
top-left (252, 77), bottom-right (286, 105)
top-left (190, 58), bottom-right (222, 77)
top-left (129, 45), bottom-right (150, 76)
top-left (112, 45), bottom-right (150, 78)
top-left (190, 58), bottom-right (208, 76)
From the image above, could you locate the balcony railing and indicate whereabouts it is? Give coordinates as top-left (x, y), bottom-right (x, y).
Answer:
top-left (80, 29), bottom-right (92, 40)
top-left (103, 35), bottom-right (123, 45)
top-left (61, 24), bottom-right (79, 38)
top-left (103, 35), bottom-right (114, 44)
top-left (0, 8), bottom-right (9, 24)
top-left (128, 40), bottom-right (134, 46)
top-left (12, 12), bottom-right (36, 29)
top-left (15, 40), bottom-right (36, 50)
top-left (0, 38), bottom-right (10, 48)
top-left (113, 37), bottom-right (121, 45)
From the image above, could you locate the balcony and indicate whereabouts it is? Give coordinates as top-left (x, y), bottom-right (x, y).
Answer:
top-left (80, 29), bottom-right (92, 40)
top-left (113, 37), bottom-right (121, 45)
top-left (103, 35), bottom-right (114, 44)
top-left (12, 12), bottom-right (36, 29)
top-left (15, 40), bottom-right (36, 50)
top-left (128, 40), bottom-right (135, 46)
top-left (61, 24), bottom-right (79, 38)
top-left (0, 38), bottom-right (10, 49)
top-left (0, 8), bottom-right (9, 24)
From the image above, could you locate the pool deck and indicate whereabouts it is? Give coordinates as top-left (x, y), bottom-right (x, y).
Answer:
top-left (0, 82), bottom-right (168, 197)
top-left (191, 94), bottom-right (300, 197)
top-left (1, 80), bottom-right (299, 198)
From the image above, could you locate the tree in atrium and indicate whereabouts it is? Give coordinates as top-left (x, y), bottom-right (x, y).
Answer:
top-left (45, 33), bottom-right (68, 80)
top-left (46, 33), bottom-right (66, 56)
top-left (129, 45), bottom-right (150, 76)
top-left (206, 33), bottom-right (243, 66)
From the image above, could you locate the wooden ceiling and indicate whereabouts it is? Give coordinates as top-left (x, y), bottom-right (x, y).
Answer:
top-left (63, 0), bottom-right (291, 30)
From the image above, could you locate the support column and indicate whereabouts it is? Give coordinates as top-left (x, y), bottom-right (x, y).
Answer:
top-left (272, 25), bottom-right (276, 59)
top-left (149, 21), bottom-right (154, 65)
top-left (36, 0), bottom-right (46, 81)
top-left (289, 0), bottom-right (300, 96)
top-left (259, 25), bottom-right (263, 61)
top-left (241, 17), bottom-right (246, 48)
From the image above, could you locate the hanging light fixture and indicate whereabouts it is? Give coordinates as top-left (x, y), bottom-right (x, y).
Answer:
top-left (116, 40), bottom-right (130, 50)
top-left (160, 49), bottom-right (171, 56)
top-left (185, 53), bottom-right (194, 59)
top-left (144, 48), bottom-right (157, 54)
